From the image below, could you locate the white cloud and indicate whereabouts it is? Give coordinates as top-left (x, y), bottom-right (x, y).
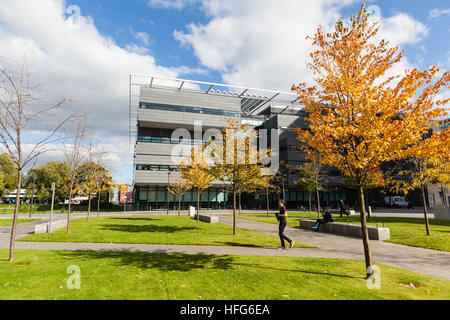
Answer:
top-left (148, 0), bottom-right (200, 10)
top-left (174, 0), bottom-right (429, 91)
top-left (0, 0), bottom-right (182, 183)
top-left (429, 8), bottom-right (450, 19)
top-left (135, 31), bottom-right (151, 46)
top-left (376, 12), bottom-right (429, 46)
top-left (125, 44), bottom-right (151, 55)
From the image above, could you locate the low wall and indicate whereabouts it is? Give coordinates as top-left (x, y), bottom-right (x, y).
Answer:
top-left (299, 219), bottom-right (390, 240)
top-left (434, 206), bottom-right (450, 220)
top-left (34, 220), bottom-right (67, 234)
top-left (193, 214), bottom-right (219, 223)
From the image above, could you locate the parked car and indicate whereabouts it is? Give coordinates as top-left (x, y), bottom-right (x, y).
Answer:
top-left (384, 196), bottom-right (408, 208)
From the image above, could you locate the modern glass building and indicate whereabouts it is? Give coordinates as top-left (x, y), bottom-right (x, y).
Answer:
top-left (129, 74), bottom-right (352, 211)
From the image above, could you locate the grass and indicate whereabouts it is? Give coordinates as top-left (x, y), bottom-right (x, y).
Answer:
top-left (0, 219), bottom-right (39, 226)
top-left (19, 216), bottom-right (311, 248)
top-left (228, 213), bottom-right (450, 252)
top-left (1, 249), bottom-right (449, 300)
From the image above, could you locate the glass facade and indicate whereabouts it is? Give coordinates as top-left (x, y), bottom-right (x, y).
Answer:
top-left (140, 102), bottom-right (240, 117)
top-left (135, 186), bottom-right (229, 211)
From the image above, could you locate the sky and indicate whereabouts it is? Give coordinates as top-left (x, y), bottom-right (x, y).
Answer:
top-left (0, 0), bottom-right (448, 185)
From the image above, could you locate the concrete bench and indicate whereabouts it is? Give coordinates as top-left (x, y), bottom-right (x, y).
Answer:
top-left (193, 214), bottom-right (219, 223)
top-left (329, 209), bottom-right (357, 216)
top-left (299, 219), bottom-right (390, 240)
top-left (34, 220), bottom-right (67, 234)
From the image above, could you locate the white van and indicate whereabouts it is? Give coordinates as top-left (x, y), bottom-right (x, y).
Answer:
top-left (384, 196), bottom-right (408, 208)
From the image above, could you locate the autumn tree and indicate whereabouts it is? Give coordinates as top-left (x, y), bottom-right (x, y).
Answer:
top-left (211, 118), bottom-right (269, 234)
top-left (168, 170), bottom-right (192, 216)
top-left (292, 5), bottom-right (449, 278)
top-left (0, 63), bottom-right (74, 262)
top-left (74, 161), bottom-right (110, 221)
top-left (179, 145), bottom-right (214, 222)
top-left (386, 131), bottom-right (449, 235)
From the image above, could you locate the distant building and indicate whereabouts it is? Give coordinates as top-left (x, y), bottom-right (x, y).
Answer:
top-left (2, 189), bottom-right (28, 204)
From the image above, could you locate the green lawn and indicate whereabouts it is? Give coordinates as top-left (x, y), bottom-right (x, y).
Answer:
top-left (19, 216), bottom-right (311, 248)
top-left (0, 219), bottom-right (39, 226)
top-left (229, 213), bottom-right (450, 252)
top-left (1, 249), bottom-right (449, 300)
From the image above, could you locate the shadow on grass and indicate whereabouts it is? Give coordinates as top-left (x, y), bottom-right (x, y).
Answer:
top-left (107, 217), bottom-right (162, 222)
top-left (57, 250), bottom-right (359, 280)
top-left (58, 250), bottom-right (234, 272)
top-left (236, 262), bottom-right (365, 280)
top-left (100, 224), bottom-right (198, 234)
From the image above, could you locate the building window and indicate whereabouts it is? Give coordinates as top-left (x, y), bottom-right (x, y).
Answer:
top-left (139, 102), bottom-right (241, 117)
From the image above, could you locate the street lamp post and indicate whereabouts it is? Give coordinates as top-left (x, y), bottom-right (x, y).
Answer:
top-left (48, 182), bottom-right (55, 234)
top-left (167, 171), bottom-right (170, 215)
top-left (29, 173), bottom-right (36, 218)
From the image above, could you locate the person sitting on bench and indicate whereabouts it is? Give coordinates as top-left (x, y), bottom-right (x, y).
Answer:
top-left (312, 209), bottom-right (334, 232)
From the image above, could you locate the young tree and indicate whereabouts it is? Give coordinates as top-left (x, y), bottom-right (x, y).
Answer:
top-left (61, 116), bottom-right (87, 232)
top-left (211, 118), bottom-right (268, 234)
top-left (75, 161), bottom-right (108, 222)
top-left (179, 146), bottom-right (214, 222)
top-left (0, 63), bottom-right (74, 262)
top-left (387, 132), bottom-right (449, 235)
top-left (167, 170), bottom-right (192, 216)
top-left (297, 161), bottom-right (325, 218)
top-left (292, 5), bottom-right (449, 278)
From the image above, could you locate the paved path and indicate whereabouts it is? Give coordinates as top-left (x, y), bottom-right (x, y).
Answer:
top-left (1, 215), bottom-right (449, 281)
top-left (218, 217), bottom-right (450, 280)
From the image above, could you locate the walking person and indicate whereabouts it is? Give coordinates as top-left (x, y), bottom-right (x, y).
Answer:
top-left (338, 199), bottom-right (347, 217)
top-left (277, 199), bottom-right (295, 249)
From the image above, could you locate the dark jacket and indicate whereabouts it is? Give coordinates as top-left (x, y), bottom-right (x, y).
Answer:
top-left (323, 211), bottom-right (334, 223)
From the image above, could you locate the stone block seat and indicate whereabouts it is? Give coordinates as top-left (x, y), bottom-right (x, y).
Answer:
top-left (34, 220), bottom-right (67, 234)
top-left (193, 214), bottom-right (219, 223)
top-left (299, 219), bottom-right (390, 240)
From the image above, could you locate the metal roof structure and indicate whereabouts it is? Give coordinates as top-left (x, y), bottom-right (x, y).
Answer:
top-left (129, 73), bottom-right (303, 145)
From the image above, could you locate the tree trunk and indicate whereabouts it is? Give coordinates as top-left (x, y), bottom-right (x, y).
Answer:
top-left (308, 193), bottom-right (312, 215)
top-left (316, 188), bottom-right (321, 218)
top-left (97, 190), bottom-right (101, 218)
top-left (9, 168), bottom-right (23, 262)
top-left (238, 191), bottom-right (242, 214)
top-left (266, 187), bottom-right (270, 218)
top-left (67, 182), bottom-right (73, 233)
top-left (233, 190), bottom-right (237, 235)
top-left (358, 186), bottom-right (374, 279)
top-left (87, 191), bottom-right (91, 222)
top-left (365, 189), bottom-right (371, 218)
top-left (421, 184), bottom-right (431, 236)
top-left (178, 196), bottom-right (181, 216)
top-left (196, 190), bottom-right (200, 223)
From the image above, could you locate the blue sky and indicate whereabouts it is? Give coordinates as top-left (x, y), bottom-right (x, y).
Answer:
top-left (68, 0), bottom-right (449, 85)
top-left (0, 0), bottom-right (448, 185)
